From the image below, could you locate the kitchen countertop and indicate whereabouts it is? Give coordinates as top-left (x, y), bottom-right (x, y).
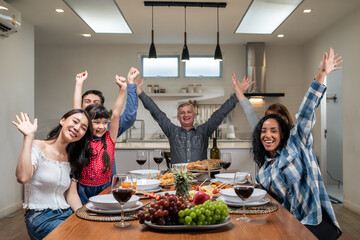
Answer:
top-left (115, 139), bottom-right (251, 149)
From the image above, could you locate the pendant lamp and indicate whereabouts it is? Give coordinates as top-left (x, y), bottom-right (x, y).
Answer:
top-left (214, 7), bottom-right (223, 61)
top-left (148, 6), bottom-right (157, 59)
top-left (181, 6), bottom-right (190, 61)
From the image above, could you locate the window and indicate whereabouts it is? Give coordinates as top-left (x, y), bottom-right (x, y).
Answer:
top-left (184, 56), bottom-right (222, 78)
top-left (141, 56), bottom-right (179, 78)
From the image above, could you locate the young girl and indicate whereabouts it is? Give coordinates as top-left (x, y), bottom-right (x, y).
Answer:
top-left (74, 73), bottom-right (137, 204)
top-left (251, 48), bottom-right (342, 239)
top-left (12, 110), bottom-right (92, 240)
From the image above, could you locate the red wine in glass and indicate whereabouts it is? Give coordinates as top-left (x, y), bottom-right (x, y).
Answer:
top-left (136, 159), bottom-right (146, 166)
top-left (220, 161), bottom-right (231, 170)
top-left (234, 186), bottom-right (254, 201)
top-left (112, 188), bottom-right (133, 204)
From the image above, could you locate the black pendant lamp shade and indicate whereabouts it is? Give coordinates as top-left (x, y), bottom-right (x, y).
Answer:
top-left (214, 7), bottom-right (222, 61)
top-left (148, 6), bottom-right (157, 59)
top-left (181, 7), bottom-right (190, 61)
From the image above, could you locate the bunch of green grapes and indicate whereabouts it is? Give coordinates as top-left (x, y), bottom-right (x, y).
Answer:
top-left (178, 200), bottom-right (229, 226)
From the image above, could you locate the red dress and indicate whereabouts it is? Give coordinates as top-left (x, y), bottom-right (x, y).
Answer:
top-left (79, 132), bottom-right (115, 186)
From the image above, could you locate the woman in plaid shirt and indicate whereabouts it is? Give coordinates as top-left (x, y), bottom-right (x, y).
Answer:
top-left (250, 48), bottom-right (342, 239)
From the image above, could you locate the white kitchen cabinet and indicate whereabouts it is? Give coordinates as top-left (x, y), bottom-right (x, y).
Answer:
top-left (115, 149), bottom-right (170, 174)
top-left (115, 147), bottom-right (255, 176)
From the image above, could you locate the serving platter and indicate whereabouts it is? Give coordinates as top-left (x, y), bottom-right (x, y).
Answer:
top-left (85, 201), bottom-right (143, 214)
top-left (136, 187), bottom-right (162, 194)
top-left (144, 216), bottom-right (231, 230)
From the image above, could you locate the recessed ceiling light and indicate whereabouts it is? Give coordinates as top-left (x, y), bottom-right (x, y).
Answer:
top-left (82, 33), bottom-right (91, 37)
top-left (56, 9), bottom-right (64, 13)
top-left (277, 34), bottom-right (284, 38)
top-left (303, 9), bottom-right (311, 13)
top-left (235, 0), bottom-right (303, 34)
top-left (63, 0), bottom-right (132, 34)
top-left (0, 6), bottom-right (8, 10)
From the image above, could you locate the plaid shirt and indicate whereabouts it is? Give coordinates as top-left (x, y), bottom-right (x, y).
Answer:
top-left (256, 80), bottom-right (341, 235)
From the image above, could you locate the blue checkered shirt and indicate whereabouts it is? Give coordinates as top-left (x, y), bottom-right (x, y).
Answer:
top-left (256, 80), bottom-right (341, 235)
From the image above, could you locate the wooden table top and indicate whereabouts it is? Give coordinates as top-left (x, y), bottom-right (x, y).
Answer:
top-left (45, 189), bottom-right (316, 240)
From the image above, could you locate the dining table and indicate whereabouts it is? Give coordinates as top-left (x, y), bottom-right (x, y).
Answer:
top-left (44, 185), bottom-right (316, 240)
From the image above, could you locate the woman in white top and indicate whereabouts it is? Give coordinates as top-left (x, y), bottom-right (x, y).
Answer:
top-left (12, 109), bottom-right (92, 240)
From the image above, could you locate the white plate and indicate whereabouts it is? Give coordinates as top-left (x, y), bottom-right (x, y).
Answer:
top-left (85, 201), bottom-right (143, 214)
top-left (188, 168), bottom-right (222, 173)
top-left (136, 179), bottom-right (161, 190)
top-left (220, 188), bottom-right (267, 203)
top-left (89, 194), bottom-right (139, 209)
top-left (136, 187), bottom-right (162, 194)
top-left (144, 216), bottom-right (231, 230)
top-left (172, 163), bottom-right (189, 169)
top-left (129, 169), bottom-right (161, 179)
top-left (219, 196), bottom-right (270, 207)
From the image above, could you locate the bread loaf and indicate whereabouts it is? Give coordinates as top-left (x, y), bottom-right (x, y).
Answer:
top-left (187, 159), bottom-right (221, 171)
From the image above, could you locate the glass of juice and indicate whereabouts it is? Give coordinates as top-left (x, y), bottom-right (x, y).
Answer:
top-left (111, 174), bottom-right (133, 228)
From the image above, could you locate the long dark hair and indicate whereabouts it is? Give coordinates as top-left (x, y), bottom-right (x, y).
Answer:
top-left (85, 104), bottom-right (111, 173)
top-left (252, 114), bottom-right (290, 168)
top-left (46, 109), bottom-right (92, 180)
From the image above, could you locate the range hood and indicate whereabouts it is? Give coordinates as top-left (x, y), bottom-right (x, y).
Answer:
top-left (244, 42), bottom-right (284, 98)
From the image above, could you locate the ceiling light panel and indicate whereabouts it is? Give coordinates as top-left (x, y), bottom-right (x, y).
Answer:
top-left (63, 0), bottom-right (132, 33)
top-left (235, 0), bottom-right (303, 34)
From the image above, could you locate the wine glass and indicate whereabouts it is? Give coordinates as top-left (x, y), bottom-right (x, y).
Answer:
top-left (233, 172), bottom-right (254, 222)
top-left (136, 150), bottom-right (147, 169)
top-left (111, 174), bottom-right (134, 228)
top-left (153, 149), bottom-right (164, 170)
top-left (220, 152), bottom-right (232, 171)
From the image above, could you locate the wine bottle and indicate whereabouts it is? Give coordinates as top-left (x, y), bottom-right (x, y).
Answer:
top-left (210, 137), bottom-right (220, 159)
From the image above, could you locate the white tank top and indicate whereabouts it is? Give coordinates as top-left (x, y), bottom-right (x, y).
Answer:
top-left (23, 145), bottom-right (71, 210)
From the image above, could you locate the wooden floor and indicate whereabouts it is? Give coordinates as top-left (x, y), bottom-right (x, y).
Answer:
top-left (0, 204), bottom-right (359, 240)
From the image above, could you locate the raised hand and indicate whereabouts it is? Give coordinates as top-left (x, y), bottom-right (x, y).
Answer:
top-left (134, 77), bottom-right (144, 95)
top-left (316, 47), bottom-right (343, 84)
top-left (12, 112), bottom-right (38, 137)
top-left (127, 67), bottom-right (140, 84)
top-left (232, 73), bottom-right (254, 94)
top-left (75, 71), bottom-right (88, 84)
top-left (115, 75), bottom-right (128, 90)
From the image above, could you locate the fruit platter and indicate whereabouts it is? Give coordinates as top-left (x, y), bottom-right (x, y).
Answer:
top-left (137, 167), bottom-right (231, 230)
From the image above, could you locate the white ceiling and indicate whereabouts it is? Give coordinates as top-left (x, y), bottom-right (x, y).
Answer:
top-left (6, 0), bottom-right (360, 46)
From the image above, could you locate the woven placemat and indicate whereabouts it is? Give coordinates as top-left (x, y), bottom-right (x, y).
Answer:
top-left (228, 201), bottom-right (278, 215)
top-left (76, 203), bottom-right (149, 222)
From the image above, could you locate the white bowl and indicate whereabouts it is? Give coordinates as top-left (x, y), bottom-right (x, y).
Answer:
top-left (136, 179), bottom-right (161, 190)
top-left (172, 163), bottom-right (189, 169)
top-left (220, 188), bottom-right (266, 203)
top-left (129, 169), bottom-right (161, 179)
top-left (215, 172), bottom-right (247, 183)
top-left (89, 194), bottom-right (139, 210)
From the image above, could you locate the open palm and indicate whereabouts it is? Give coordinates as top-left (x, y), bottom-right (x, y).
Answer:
top-left (12, 112), bottom-right (37, 136)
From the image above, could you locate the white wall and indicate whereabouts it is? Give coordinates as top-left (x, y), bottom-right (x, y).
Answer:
top-left (304, 7), bottom-right (360, 214)
top-left (0, 20), bottom-right (34, 217)
top-left (35, 43), bottom-right (305, 140)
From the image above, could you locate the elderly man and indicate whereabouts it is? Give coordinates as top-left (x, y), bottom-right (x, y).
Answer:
top-left (136, 76), bottom-right (253, 164)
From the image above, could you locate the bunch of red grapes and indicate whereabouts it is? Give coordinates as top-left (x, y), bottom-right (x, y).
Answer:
top-left (137, 193), bottom-right (193, 225)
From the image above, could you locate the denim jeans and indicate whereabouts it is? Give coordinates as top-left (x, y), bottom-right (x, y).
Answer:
top-left (24, 208), bottom-right (73, 240)
top-left (78, 181), bottom-right (111, 205)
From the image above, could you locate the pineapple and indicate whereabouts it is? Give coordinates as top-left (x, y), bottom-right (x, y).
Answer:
top-left (173, 167), bottom-right (195, 198)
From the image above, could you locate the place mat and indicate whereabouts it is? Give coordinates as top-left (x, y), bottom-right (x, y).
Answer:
top-left (76, 203), bottom-right (150, 222)
top-left (228, 201), bottom-right (278, 215)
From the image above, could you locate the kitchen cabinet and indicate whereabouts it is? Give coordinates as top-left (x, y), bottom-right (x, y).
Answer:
top-left (114, 146), bottom-right (255, 176)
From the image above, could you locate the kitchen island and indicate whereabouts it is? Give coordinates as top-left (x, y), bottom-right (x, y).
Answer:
top-left (115, 139), bottom-right (255, 175)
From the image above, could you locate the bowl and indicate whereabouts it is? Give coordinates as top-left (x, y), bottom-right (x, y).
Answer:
top-left (129, 169), bottom-right (161, 179)
top-left (172, 163), bottom-right (189, 169)
top-left (136, 179), bottom-right (161, 190)
top-left (89, 194), bottom-right (139, 210)
top-left (215, 172), bottom-right (247, 183)
top-left (220, 188), bottom-right (266, 203)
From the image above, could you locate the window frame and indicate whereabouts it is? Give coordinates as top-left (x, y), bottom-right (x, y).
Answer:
top-left (184, 55), bottom-right (223, 78)
top-left (141, 55), bottom-right (180, 78)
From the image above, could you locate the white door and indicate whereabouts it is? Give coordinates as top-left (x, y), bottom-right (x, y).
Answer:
top-left (321, 70), bottom-right (343, 202)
